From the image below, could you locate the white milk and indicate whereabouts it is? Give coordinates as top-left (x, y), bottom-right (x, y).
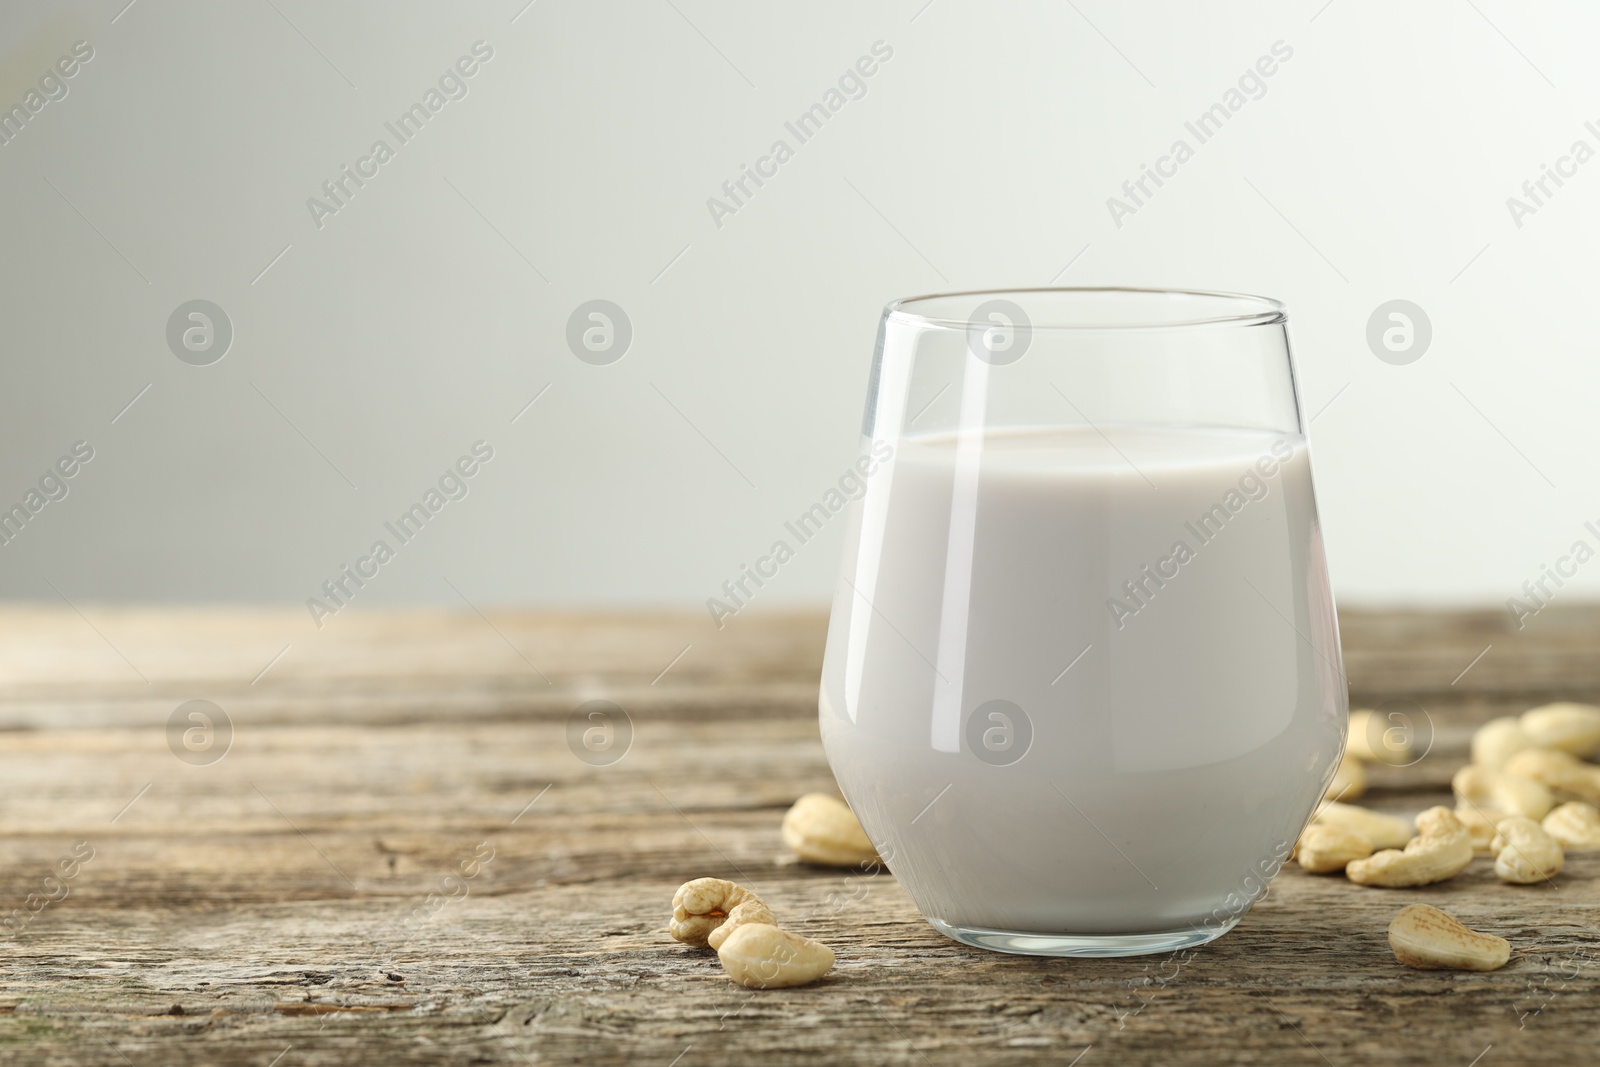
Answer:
top-left (820, 426), bottom-right (1345, 936)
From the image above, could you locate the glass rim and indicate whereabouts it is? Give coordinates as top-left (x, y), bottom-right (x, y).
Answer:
top-left (883, 287), bottom-right (1287, 332)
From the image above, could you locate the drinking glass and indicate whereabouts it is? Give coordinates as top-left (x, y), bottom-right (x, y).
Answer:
top-left (819, 288), bottom-right (1346, 957)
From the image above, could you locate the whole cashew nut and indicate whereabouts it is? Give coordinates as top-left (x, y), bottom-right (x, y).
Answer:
top-left (1521, 702), bottom-right (1600, 758)
top-left (1388, 904), bottom-right (1510, 972)
top-left (1506, 748), bottom-right (1600, 805)
top-left (1454, 804), bottom-right (1500, 855)
top-left (782, 794), bottom-right (881, 868)
top-left (1347, 709), bottom-right (1414, 765)
top-left (706, 898), bottom-right (777, 951)
top-left (1543, 801), bottom-right (1600, 851)
top-left (1296, 824), bottom-right (1373, 874)
top-left (716, 923), bottom-right (835, 989)
top-left (1346, 807), bottom-right (1473, 887)
top-left (1490, 816), bottom-right (1564, 884)
top-left (1471, 717), bottom-right (1534, 769)
top-left (1452, 764), bottom-right (1553, 821)
top-left (1312, 802), bottom-right (1414, 850)
top-left (670, 878), bottom-right (774, 948)
top-left (1324, 753), bottom-right (1366, 802)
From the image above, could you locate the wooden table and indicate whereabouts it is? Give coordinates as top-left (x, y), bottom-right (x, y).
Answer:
top-left (0, 605), bottom-right (1595, 1065)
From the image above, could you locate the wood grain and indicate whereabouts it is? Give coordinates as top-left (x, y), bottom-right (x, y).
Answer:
top-left (0, 604), bottom-right (1595, 1065)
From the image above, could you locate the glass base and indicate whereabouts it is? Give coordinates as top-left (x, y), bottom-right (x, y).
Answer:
top-left (927, 916), bottom-right (1239, 958)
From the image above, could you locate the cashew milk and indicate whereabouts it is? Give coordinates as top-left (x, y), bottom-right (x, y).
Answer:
top-left (820, 425), bottom-right (1344, 937)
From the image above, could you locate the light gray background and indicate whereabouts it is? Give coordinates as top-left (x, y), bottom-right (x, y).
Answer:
top-left (1, 0), bottom-right (1596, 627)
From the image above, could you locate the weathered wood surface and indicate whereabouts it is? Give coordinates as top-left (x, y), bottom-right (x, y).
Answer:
top-left (0, 604), bottom-right (1596, 1065)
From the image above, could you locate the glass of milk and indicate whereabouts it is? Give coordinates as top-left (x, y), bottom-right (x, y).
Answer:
top-left (820, 288), bottom-right (1346, 957)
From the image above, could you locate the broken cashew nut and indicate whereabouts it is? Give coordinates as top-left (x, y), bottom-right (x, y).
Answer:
top-left (1388, 904), bottom-right (1510, 972)
top-left (782, 794), bottom-right (881, 868)
top-left (1452, 764), bottom-right (1553, 822)
top-left (1521, 702), bottom-right (1600, 758)
top-left (1506, 748), bottom-right (1600, 805)
top-left (1471, 717), bottom-right (1534, 770)
top-left (1296, 824), bottom-right (1373, 874)
top-left (1324, 753), bottom-right (1366, 802)
top-left (1348, 709), bottom-right (1414, 765)
top-left (1312, 802), bottom-right (1414, 850)
top-left (1490, 816), bottom-right (1564, 884)
top-left (1346, 807), bottom-right (1472, 887)
top-left (716, 923), bottom-right (835, 989)
top-left (1543, 801), bottom-right (1600, 851)
top-left (670, 878), bottom-right (773, 948)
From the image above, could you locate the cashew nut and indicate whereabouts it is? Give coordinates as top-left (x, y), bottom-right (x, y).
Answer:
top-left (1506, 748), bottom-right (1600, 805)
top-left (1388, 904), bottom-right (1510, 972)
top-left (1490, 816), bottom-right (1564, 884)
top-left (1296, 824), bottom-right (1374, 874)
top-left (1312, 802), bottom-right (1414, 850)
top-left (1543, 801), bottom-right (1600, 851)
top-left (706, 898), bottom-right (777, 951)
top-left (1451, 764), bottom-right (1553, 821)
top-left (1470, 716), bottom-right (1533, 769)
top-left (1454, 804), bottom-right (1500, 854)
top-left (1346, 807), bottom-right (1473, 887)
top-left (1348, 708), bottom-right (1413, 765)
top-left (782, 794), bottom-right (880, 868)
top-left (1325, 752), bottom-right (1366, 802)
top-left (716, 923), bottom-right (835, 989)
top-left (670, 878), bottom-right (773, 948)
top-left (1521, 702), bottom-right (1600, 758)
